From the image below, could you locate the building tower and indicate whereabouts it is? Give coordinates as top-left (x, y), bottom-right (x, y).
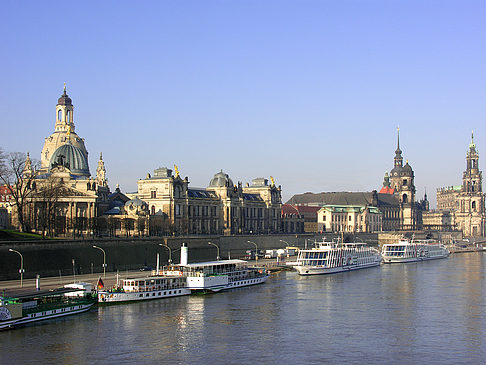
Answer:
top-left (40, 85), bottom-right (89, 173)
top-left (96, 152), bottom-right (108, 187)
top-left (456, 131), bottom-right (485, 236)
top-left (389, 128), bottom-right (417, 229)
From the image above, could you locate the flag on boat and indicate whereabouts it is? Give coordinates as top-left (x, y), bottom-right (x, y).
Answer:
top-left (97, 277), bottom-right (104, 290)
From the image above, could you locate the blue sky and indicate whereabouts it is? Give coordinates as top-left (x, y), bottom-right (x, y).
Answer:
top-left (1, 0), bottom-right (485, 207)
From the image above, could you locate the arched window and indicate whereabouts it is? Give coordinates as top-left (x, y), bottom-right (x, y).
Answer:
top-left (58, 109), bottom-right (62, 121)
top-left (66, 110), bottom-right (71, 122)
top-left (472, 201), bottom-right (476, 211)
top-left (402, 194), bottom-right (408, 203)
top-left (151, 206), bottom-right (155, 215)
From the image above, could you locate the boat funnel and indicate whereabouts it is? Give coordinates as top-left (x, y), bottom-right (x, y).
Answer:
top-left (180, 243), bottom-right (188, 265)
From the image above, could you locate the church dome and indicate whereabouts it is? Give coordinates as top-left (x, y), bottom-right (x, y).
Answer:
top-left (209, 170), bottom-right (233, 187)
top-left (58, 90), bottom-right (72, 106)
top-left (49, 143), bottom-right (90, 176)
top-left (390, 166), bottom-right (402, 176)
top-left (402, 162), bottom-right (413, 175)
top-left (124, 197), bottom-right (148, 215)
top-left (125, 197), bottom-right (146, 207)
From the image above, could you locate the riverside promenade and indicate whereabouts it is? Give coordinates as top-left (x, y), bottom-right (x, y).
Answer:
top-left (0, 257), bottom-right (286, 298)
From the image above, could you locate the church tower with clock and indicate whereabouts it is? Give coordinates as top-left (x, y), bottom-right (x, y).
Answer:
top-left (389, 128), bottom-right (418, 230)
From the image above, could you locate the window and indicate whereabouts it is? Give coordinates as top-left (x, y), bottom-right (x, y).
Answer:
top-left (151, 206), bottom-right (155, 215)
top-left (151, 191), bottom-right (157, 199)
top-left (58, 109), bottom-right (62, 121)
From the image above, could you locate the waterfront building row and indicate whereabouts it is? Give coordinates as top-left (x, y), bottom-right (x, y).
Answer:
top-left (3, 87), bottom-right (484, 238)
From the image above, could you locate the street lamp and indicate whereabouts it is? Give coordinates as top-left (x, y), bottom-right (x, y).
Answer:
top-left (208, 241), bottom-right (220, 260)
top-left (279, 239), bottom-right (289, 246)
top-left (92, 245), bottom-right (107, 278)
top-left (159, 243), bottom-right (172, 264)
top-left (247, 240), bottom-right (258, 262)
top-left (9, 249), bottom-right (24, 288)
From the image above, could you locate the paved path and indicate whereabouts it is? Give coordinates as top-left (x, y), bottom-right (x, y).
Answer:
top-left (0, 257), bottom-right (292, 298)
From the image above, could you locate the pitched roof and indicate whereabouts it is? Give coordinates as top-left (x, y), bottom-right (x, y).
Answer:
top-left (379, 186), bottom-right (395, 194)
top-left (287, 191), bottom-right (399, 207)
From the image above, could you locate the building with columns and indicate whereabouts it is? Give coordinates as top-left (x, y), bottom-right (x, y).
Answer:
top-left (133, 167), bottom-right (282, 236)
top-left (430, 132), bottom-right (486, 237)
top-left (24, 87), bottom-right (111, 236)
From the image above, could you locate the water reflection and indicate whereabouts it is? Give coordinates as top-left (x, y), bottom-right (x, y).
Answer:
top-left (1, 254), bottom-right (486, 364)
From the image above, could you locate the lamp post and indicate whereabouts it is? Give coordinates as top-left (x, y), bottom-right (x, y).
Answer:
top-left (247, 240), bottom-right (258, 262)
top-left (92, 245), bottom-right (107, 278)
top-left (159, 243), bottom-right (172, 264)
top-left (279, 239), bottom-right (289, 246)
top-left (208, 241), bottom-right (220, 260)
top-left (9, 249), bottom-right (24, 288)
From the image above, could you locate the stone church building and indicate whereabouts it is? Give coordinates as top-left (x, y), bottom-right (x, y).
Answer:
top-left (425, 133), bottom-right (486, 237)
top-left (25, 87), bottom-right (111, 236)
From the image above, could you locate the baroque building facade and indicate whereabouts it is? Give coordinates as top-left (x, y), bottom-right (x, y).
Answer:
top-left (133, 167), bottom-right (282, 236)
top-left (317, 205), bottom-right (382, 233)
top-left (430, 133), bottom-right (486, 237)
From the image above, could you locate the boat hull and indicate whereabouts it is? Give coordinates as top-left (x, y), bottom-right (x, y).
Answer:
top-left (1, 302), bottom-right (95, 330)
top-left (98, 288), bottom-right (191, 304)
top-left (295, 261), bottom-right (381, 276)
top-left (382, 253), bottom-right (449, 264)
top-left (190, 275), bottom-right (269, 293)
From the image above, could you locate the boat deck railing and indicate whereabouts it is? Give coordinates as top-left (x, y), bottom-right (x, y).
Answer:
top-left (23, 297), bottom-right (94, 314)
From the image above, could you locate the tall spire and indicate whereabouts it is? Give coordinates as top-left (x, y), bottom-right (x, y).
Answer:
top-left (394, 126), bottom-right (403, 168)
top-left (396, 126), bottom-right (401, 153)
top-left (469, 130), bottom-right (476, 150)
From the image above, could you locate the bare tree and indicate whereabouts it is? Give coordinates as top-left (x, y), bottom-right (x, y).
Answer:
top-left (34, 175), bottom-right (66, 237)
top-left (0, 149), bottom-right (39, 232)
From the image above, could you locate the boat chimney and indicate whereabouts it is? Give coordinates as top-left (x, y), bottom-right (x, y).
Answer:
top-left (180, 243), bottom-right (188, 265)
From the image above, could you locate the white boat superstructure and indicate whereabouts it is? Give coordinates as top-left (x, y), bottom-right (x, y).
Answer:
top-left (294, 241), bottom-right (382, 276)
top-left (98, 276), bottom-right (191, 304)
top-left (160, 243), bottom-right (269, 293)
top-left (381, 239), bottom-right (450, 263)
top-left (170, 259), bottom-right (268, 293)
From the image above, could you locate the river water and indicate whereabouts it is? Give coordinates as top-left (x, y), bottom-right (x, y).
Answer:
top-left (1, 253), bottom-right (485, 364)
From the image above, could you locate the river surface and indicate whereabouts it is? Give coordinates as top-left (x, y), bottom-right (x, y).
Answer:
top-left (1, 253), bottom-right (485, 364)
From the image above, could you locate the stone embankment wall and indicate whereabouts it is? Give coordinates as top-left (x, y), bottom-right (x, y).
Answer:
top-left (0, 233), bottom-right (382, 281)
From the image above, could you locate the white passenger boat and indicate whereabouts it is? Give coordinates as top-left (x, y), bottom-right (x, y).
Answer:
top-left (0, 286), bottom-right (96, 330)
top-left (168, 244), bottom-right (268, 293)
top-left (294, 241), bottom-right (382, 276)
top-left (98, 276), bottom-right (190, 304)
top-left (381, 238), bottom-right (450, 263)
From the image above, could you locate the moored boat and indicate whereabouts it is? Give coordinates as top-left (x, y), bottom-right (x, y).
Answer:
top-left (294, 241), bottom-right (382, 276)
top-left (381, 238), bottom-right (449, 263)
top-left (0, 285), bottom-right (96, 330)
top-left (98, 275), bottom-right (191, 304)
top-left (165, 243), bottom-right (269, 293)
